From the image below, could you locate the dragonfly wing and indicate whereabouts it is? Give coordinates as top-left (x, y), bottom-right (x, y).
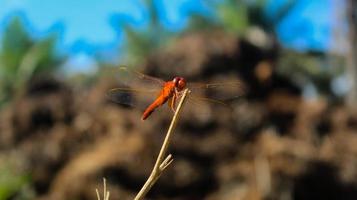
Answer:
top-left (107, 87), bottom-right (159, 110)
top-left (187, 80), bottom-right (245, 101)
top-left (188, 95), bottom-right (230, 107)
top-left (174, 80), bottom-right (245, 120)
top-left (172, 93), bottom-right (230, 122)
top-left (172, 91), bottom-right (231, 119)
top-left (108, 66), bottom-right (166, 110)
top-left (116, 66), bottom-right (165, 90)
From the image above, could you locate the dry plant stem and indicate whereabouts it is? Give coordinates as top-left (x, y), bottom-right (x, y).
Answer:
top-left (96, 178), bottom-right (110, 200)
top-left (134, 89), bottom-right (190, 200)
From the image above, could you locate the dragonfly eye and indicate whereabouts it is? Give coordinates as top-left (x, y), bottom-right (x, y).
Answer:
top-left (173, 77), bottom-right (185, 90)
top-left (177, 77), bottom-right (186, 90)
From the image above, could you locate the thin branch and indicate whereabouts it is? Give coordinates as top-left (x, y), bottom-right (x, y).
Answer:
top-left (160, 154), bottom-right (173, 171)
top-left (96, 178), bottom-right (110, 200)
top-left (134, 89), bottom-right (190, 200)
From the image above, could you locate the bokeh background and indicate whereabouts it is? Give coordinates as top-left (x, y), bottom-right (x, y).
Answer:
top-left (1, 0), bottom-right (357, 199)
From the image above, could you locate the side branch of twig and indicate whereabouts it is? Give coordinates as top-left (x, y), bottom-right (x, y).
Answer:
top-left (96, 178), bottom-right (110, 200)
top-left (134, 89), bottom-right (190, 200)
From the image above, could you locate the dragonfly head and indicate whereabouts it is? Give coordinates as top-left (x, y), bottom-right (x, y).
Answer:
top-left (173, 77), bottom-right (186, 91)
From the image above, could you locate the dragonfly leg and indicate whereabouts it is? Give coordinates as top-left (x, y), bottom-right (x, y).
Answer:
top-left (167, 97), bottom-right (175, 113)
top-left (170, 94), bottom-right (177, 113)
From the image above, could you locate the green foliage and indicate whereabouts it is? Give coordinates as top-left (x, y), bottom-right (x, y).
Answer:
top-left (187, 0), bottom-right (297, 35)
top-left (0, 162), bottom-right (33, 200)
top-left (118, 0), bottom-right (298, 65)
top-left (185, 14), bottom-right (220, 32)
top-left (277, 50), bottom-right (345, 95)
top-left (0, 17), bottom-right (32, 78)
top-left (216, 0), bottom-right (249, 34)
top-left (0, 16), bottom-right (64, 107)
top-left (120, 0), bottom-right (175, 65)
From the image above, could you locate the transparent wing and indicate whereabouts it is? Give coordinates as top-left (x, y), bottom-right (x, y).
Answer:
top-left (187, 80), bottom-right (245, 101)
top-left (116, 66), bottom-right (165, 90)
top-left (173, 80), bottom-right (245, 119)
top-left (173, 93), bottom-right (231, 121)
top-left (108, 66), bottom-right (165, 109)
top-left (188, 95), bottom-right (230, 107)
top-left (107, 87), bottom-right (159, 108)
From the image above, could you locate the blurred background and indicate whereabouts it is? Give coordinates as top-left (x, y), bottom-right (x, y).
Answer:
top-left (1, 0), bottom-right (357, 199)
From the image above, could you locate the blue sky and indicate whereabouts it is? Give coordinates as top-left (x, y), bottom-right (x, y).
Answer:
top-left (0, 0), bottom-right (347, 60)
top-left (0, 0), bottom-right (212, 55)
top-left (275, 0), bottom-right (343, 51)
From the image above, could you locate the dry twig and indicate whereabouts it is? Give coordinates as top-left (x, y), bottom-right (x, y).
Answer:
top-left (96, 178), bottom-right (110, 200)
top-left (134, 89), bottom-right (190, 200)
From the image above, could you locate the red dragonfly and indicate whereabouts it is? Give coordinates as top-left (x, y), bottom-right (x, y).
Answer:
top-left (108, 67), bottom-right (245, 120)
